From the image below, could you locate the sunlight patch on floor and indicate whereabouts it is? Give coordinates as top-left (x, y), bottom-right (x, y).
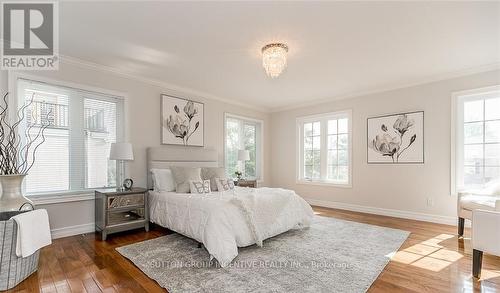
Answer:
top-left (479, 269), bottom-right (500, 281)
top-left (420, 233), bottom-right (455, 248)
top-left (404, 243), bottom-right (441, 255)
top-left (461, 269), bottom-right (500, 292)
top-left (434, 234), bottom-right (456, 240)
top-left (428, 249), bottom-right (463, 263)
top-left (389, 234), bottom-right (464, 272)
top-left (412, 256), bottom-right (454, 272)
top-left (390, 251), bottom-right (423, 264)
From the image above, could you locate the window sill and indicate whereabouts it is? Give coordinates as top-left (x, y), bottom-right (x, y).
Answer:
top-left (29, 192), bottom-right (95, 205)
top-left (296, 180), bottom-right (352, 188)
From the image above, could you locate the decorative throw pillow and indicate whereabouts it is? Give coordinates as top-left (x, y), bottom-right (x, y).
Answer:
top-left (170, 167), bottom-right (202, 193)
top-left (189, 180), bottom-right (211, 194)
top-left (215, 178), bottom-right (235, 191)
top-left (201, 167), bottom-right (226, 191)
top-left (150, 168), bottom-right (176, 192)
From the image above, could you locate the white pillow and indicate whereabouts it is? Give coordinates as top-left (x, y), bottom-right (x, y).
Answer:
top-left (201, 167), bottom-right (226, 191)
top-left (215, 178), bottom-right (235, 191)
top-left (150, 168), bottom-right (176, 192)
top-left (189, 180), bottom-right (211, 194)
top-left (484, 179), bottom-right (500, 196)
top-left (171, 167), bottom-right (202, 193)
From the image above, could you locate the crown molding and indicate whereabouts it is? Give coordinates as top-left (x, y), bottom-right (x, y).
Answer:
top-left (58, 55), bottom-right (499, 114)
top-left (270, 62), bottom-right (500, 113)
top-left (58, 55), bottom-right (271, 113)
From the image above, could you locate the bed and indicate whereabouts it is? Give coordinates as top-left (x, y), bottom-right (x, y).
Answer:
top-left (147, 147), bottom-right (314, 267)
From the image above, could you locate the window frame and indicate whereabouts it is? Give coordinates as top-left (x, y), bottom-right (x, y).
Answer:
top-left (223, 113), bottom-right (264, 182)
top-left (9, 73), bottom-right (128, 200)
top-left (451, 85), bottom-right (500, 195)
top-left (296, 110), bottom-right (352, 187)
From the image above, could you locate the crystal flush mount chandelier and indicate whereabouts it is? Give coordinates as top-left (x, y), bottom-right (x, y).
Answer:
top-left (261, 43), bottom-right (288, 78)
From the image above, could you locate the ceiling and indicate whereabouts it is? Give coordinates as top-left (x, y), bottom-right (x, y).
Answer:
top-left (59, 1), bottom-right (500, 111)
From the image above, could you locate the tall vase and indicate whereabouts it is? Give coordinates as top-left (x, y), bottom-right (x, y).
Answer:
top-left (0, 174), bottom-right (33, 212)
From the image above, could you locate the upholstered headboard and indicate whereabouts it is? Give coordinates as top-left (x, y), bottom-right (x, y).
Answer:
top-left (147, 147), bottom-right (219, 189)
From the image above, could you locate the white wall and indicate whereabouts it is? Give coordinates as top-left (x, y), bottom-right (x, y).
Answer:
top-left (2, 62), bottom-right (499, 236)
top-left (0, 70), bottom-right (7, 91)
top-left (2, 60), bottom-right (271, 237)
top-left (270, 70), bottom-right (500, 225)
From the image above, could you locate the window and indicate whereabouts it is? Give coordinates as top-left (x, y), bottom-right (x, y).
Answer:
top-left (224, 114), bottom-right (263, 180)
top-left (17, 79), bottom-right (124, 195)
top-left (453, 86), bottom-right (500, 193)
top-left (297, 110), bottom-right (352, 186)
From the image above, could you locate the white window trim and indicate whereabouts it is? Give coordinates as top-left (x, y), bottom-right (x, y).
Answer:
top-left (296, 110), bottom-right (353, 188)
top-left (451, 85), bottom-right (500, 196)
top-left (223, 112), bottom-right (264, 183)
top-left (8, 72), bottom-right (129, 200)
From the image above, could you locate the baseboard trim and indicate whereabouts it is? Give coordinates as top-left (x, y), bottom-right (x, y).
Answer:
top-left (305, 198), bottom-right (457, 226)
top-left (48, 200), bottom-right (458, 239)
top-left (51, 223), bottom-right (95, 239)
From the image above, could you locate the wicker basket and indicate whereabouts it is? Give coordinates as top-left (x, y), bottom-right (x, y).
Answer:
top-left (0, 211), bottom-right (40, 291)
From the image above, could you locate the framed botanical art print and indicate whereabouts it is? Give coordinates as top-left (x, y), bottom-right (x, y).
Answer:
top-left (161, 94), bottom-right (204, 146)
top-left (367, 111), bottom-right (424, 164)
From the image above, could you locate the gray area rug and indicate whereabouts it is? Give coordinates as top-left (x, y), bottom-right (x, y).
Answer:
top-left (116, 216), bottom-right (409, 293)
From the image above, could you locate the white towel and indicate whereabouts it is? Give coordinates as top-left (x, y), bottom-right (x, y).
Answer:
top-left (12, 209), bottom-right (52, 258)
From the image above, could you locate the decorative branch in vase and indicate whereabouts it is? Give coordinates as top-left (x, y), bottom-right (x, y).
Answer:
top-left (0, 92), bottom-right (51, 212)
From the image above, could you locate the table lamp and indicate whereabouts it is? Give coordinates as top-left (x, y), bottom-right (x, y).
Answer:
top-left (109, 142), bottom-right (134, 190)
top-left (238, 149), bottom-right (250, 179)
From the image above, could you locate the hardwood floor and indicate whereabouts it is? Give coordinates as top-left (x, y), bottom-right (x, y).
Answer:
top-left (5, 206), bottom-right (500, 293)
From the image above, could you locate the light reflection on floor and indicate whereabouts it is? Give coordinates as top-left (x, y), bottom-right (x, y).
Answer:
top-left (312, 208), bottom-right (500, 290)
top-left (389, 233), bottom-right (500, 283)
top-left (389, 234), bottom-right (462, 272)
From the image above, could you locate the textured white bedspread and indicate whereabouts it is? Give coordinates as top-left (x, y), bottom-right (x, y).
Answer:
top-left (148, 187), bottom-right (314, 266)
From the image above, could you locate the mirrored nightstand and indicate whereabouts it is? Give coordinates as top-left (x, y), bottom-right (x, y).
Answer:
top-left (95, 187), bottom-right (149, 240)
top-left (235, 180), bottom-right (257, 188)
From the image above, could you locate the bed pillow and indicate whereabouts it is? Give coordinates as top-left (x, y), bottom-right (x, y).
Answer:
top-left (170, 167), bottom-right (202, 193)
top-left (189, 180), bottom-right (211, 194)
top-left (215, 178), bottom-right (235, 192)
top-left (201, 167), bottom-right (226, 191)
top-left (150, 168), bottom-right (176, 192)
top-left (484, 179), bottom-right (500, 196)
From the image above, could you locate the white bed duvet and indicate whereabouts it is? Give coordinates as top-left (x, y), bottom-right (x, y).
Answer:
top-left (149, 187), bottom-right (314, 267)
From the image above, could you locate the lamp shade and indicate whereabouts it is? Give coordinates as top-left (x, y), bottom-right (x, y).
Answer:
top-left (238, 150), bottom-right (250, 161)
top-left (109, 143), bottom-right (134, 161)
